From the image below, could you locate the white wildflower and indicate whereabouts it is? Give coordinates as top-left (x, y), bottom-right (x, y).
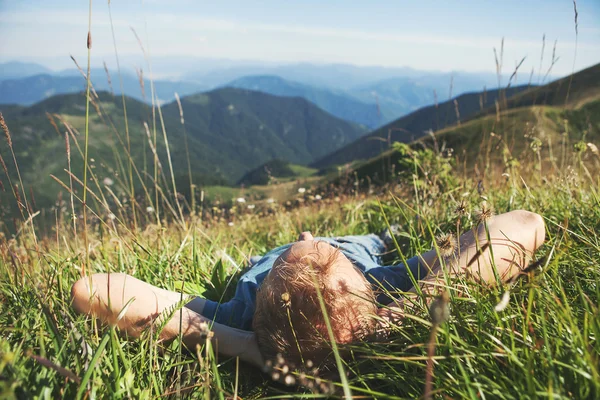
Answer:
top-left (146, 206), bottom-right (154, 213)
top-left (297, 187), bottom-right (306, 194)
top-left (236, 197), bottom-right (246, 203)
top-left (103, 177), bottom-right (114, 186)
top-left (228, 222), bottom-right (234, 226)
top-left (247, 204), bottom-right (256, 209)
top-left (266, 198), bottom-right (275, 204)
top-left (494, 290), bottom-right (511, 312)
top-left (108, 213), bottom-right (116, 220)
top-left (314, 194), bottom-right (322, 200)
top-left (198, 321), bottom-right (209, 333)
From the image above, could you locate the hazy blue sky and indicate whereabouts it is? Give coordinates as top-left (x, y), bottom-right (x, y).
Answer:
top-left (0, 0), bottom-right (598, 77)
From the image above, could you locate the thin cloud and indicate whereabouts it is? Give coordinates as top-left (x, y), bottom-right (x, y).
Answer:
top-left (149, 13), bottom-right (599, 51)
top-left (5, 10), bottom-right (597, 51)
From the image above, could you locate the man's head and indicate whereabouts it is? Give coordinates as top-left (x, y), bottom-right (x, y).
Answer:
top-left (253, 232), bottom-right (377, 368)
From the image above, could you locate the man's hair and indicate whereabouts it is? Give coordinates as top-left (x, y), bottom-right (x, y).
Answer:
top-left (253, 242), bottom-right (377, 368)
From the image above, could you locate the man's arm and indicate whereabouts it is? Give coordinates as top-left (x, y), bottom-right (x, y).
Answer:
top-left (377, 210), bottom-right (545, 324)
top-left (71, 273), bottom-right (264, 367)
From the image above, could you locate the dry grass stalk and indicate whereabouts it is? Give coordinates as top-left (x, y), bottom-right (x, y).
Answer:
top-left (13, 184), bottom-right (24, 210)
top-left (175, 93), bottom-right (185, 125)
top-left (49, 174), bottom-right (132, 245)
top-left (538, 34), bottom-right (546, 85)
top-left (136, 67), bottom-right (146, 101)
top-left (65, 133), bottom-right (77, 233)
top-left (0, 153), bottom-right (10, 179)
top-left (0, 112), bottom-right (12, 147)
top-left (29, 187), bottom-right (36, 210)
top-left (506, 57), bottom-right (526, 89)
top-left (175, 92), bottom-right (194, 211)
top-left (46, 113), bottom-right (62, 137)
top-left (543, 40), bottom-right (559, 84)
top-left (103, 61), bottom-right (114, 95)
top-left (0, 113), bottom-right (36, 238)
top-left (143, 122), bottom-right (164, 172)
top-left (424, 291), bottom-right (450, 400)
top-left (69, 54), bottom-right (101, 101)
top-left (453, 99), bottom-right (460, 126)
top-left (565, 1), bottom-right (578, 105)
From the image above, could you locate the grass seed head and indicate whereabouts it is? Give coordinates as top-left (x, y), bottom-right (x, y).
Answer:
top-left (0, 154), bottom-right (10, 178)
top-left (454, 199), bottom-right (468, 217)
top-left (0, 113), bottom-right (12, 147)
top-left (476, 202), bottom-right (494, 223)
top-left (436, 232), bottom-right (457, 259)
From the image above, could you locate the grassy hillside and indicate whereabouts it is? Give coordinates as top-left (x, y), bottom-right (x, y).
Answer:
top-left (314, 63), bottom-right (600, 170)
top-left (347, 72), bottom-right (496, 124)
top-left (0, 61), bottom-right (599, 399)
top-left (0, 88), bottom-right (366, 211)
top-left (236, 159), bottom-right (317, 186)
top-left (312, 85), bottom-right (531, 169)
top-left (0, 136), bottom-right (598, 398)
top-left (500, 62), bottom-right (600, 110)
top-left (344, 99), bottom-right (600, 190)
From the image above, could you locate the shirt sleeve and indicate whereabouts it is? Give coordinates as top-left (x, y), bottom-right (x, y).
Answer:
top-left (364, 255), bottom-right (432, 304)
top-left (200, 298), bottom-right (252, 330)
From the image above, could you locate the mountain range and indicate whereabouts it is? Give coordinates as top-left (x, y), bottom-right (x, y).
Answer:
top-left (181, 61), bottom-right (502, 91)
top-left (0, 72), bottom-right (208, 106)
top-left (225, 75), bottom-right (385, 128)
top-left (1, 60), bottom-right (595, 215)
top-left (311, 84), bottom-right (532, 169)
top-left (0, 61), bottom-right (515, 128)
top-left (342, 62), bottom-right (600, 183)
top-left (0, 61), bottom-right (53, 80)
top-left (0, 87), bottom-right (367, 209)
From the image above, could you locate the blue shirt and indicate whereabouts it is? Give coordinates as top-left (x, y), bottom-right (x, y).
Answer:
top-left (200, 234), bottom-right (428, 330)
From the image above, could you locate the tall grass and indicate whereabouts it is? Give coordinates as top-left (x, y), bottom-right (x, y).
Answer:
top-left (1, 116), bottom-right (598, 397)
top-left (0, 4), bottom-right (598, 398)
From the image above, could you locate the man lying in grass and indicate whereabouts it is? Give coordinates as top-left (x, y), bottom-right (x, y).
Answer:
top-left (71, 210), bottom-right (545, 370)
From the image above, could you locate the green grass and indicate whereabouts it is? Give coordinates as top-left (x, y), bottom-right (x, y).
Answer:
top-left (1, 142), bottom-right (599, 398)
top-left (288, 164), bottom-right (317, 178)
top-left (0, 9), bottom-right (599, 396)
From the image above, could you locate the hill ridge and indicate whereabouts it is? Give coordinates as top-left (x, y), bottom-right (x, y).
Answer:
top-left (0, 87), bottom-right (367, 209)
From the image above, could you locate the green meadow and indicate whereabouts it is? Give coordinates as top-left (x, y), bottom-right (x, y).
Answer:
top-left (1, 8), bottom-right (599, 398)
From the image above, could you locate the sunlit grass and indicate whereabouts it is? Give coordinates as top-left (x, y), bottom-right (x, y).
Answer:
top-left (1, 143), bottom-right (599, 397)
top-left (0, 3), bottom-right (599, 397)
